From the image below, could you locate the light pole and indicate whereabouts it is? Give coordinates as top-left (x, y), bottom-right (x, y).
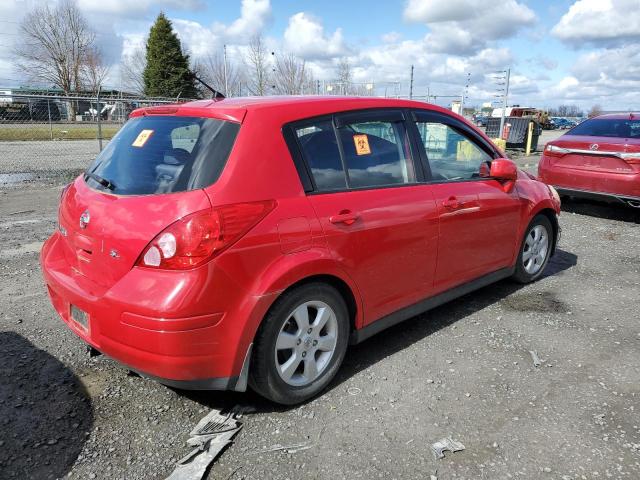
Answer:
top-left (409, 65), bottom-right (414, 99)
top-left (498, 68), bottom-right (511, 139)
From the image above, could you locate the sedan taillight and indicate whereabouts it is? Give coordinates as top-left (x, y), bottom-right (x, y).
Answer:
top-left (137, 200), bottom-right (276, 270)
top-left (619, 153), bottom-right (640, 164)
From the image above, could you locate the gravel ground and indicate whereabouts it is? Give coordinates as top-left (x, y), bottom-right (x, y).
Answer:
top-left (1, 139), bottom-right (639, 479)
top-left (0, 140), bottom-right (100, 174)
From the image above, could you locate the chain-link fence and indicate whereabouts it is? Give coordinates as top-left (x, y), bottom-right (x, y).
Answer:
top-left (0, 91), bottom-right (194, 186)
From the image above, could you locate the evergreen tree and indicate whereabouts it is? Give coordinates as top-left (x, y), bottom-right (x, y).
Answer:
top-left (143, 13), bottom-right (198, 98)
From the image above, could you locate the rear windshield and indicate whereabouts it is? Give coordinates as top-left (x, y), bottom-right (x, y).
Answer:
top-left (568, 118), bottom-right (640, 138)
top-left (84, 115), bottom-right (239, 195)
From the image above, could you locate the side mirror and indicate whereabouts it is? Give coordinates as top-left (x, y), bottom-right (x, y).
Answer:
top-left (490, 158), bottom-right (517, 182)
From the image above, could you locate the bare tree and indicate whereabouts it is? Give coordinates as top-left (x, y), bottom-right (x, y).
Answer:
top-left (549, 104), bottom-right (583, 118)
top-left (245, 35), bottom-right (270, 95)
top-left (336, 58), bottom-right (353, 94)
top-left (272, 53), bottom-right (310, 95)
top-left (120, 47), bottom-right (146, 95)
top-left (82, 46), bottom-right (110, 94)
top-left (588, 104), bottom-right (603, 118)
top-left (196, 53), bottom-right (245, 97)
top-left (15, 0), bottom-right (95, 117)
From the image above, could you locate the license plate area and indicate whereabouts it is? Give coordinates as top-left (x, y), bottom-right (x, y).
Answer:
top-left (70, 305), bottom-right (89, 331)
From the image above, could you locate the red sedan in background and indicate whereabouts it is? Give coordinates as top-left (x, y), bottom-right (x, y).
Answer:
top-left (539, 114), bottom-right (640, 208)
top-left (41, 96), bottom-right (561, 404)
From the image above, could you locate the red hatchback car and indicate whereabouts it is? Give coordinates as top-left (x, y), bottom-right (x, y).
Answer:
top-left (41, 97), bottom-right (560, 404)
top-left (539, 113), bottom-right (640, 207)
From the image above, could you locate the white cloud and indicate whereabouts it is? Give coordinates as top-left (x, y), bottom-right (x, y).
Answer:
top-left (172, 19), bottom-right (223, 58)
top-left (76, 0), bottom-right (205, 16)
top-left (225, 0), bottom-right (272, 39)
top-left (552, 0), bottom-right (640, 46)
top-left (121, 33), bottom-right (146, 58)
top-left (283, 12), bottom-right (349, 59)
top-left (572, 45), bottom-right (640, 82)
top-left (123, 0), bottom-right (272, 61)
top-left (382, 31), bottom-right (402, 43)
top-left (403, 0), bottom-right (536, 54)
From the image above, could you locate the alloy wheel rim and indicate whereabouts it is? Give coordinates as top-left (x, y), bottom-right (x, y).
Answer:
top-left (274, 300), bottom-right (338, 387)
top-left (523, 225), bottom-right (549, 275)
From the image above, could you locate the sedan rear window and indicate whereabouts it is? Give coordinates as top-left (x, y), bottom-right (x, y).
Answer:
top-left (569, 118), bottom-right (640, 138)
top-left (85, 116), bottom-right (239, 195)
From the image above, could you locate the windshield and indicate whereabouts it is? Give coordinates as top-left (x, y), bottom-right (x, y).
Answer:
top-left (568, 118), bottom-right (640, 138)
top-left (85, 115), bottom-right (239, 195)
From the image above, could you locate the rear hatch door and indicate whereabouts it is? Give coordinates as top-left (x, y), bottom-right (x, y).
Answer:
top-left (58, 112), bottom-right (240, 289)
top-left (59, 180), bottom-right (211, 289)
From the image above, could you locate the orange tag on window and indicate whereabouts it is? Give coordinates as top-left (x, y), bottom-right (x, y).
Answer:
top-left (132, 129), bottom-right (153, 147)
top-left (353, 134), bottom-right (371, 155)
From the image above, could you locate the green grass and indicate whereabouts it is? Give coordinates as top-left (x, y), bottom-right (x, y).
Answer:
top-left (0, 125), bottom-right (121, 141)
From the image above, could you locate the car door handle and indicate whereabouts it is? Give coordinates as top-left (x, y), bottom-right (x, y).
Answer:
top-left (442, 196), bottom-right (461, 210)
top-left (330, 210), bottom-right (359, 226)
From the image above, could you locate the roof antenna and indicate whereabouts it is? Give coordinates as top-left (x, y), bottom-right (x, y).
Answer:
top-left (192, 73), bottom-right (225, 100)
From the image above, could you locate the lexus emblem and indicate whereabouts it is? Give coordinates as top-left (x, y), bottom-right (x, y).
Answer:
top-left (589, 143), bottom-right (599, 151)
top-left (79, 210), bottom-right (90, 229)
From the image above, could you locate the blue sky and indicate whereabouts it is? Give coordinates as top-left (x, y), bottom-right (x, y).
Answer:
top-left (1, 0), bottom-right (639, 111)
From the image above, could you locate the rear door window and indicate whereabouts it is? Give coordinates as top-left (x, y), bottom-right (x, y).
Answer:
top-left (337, 120), bottom-right (416, 188)
top-left (294, 120), bottom-right (347, 191)
top-left (85, 115), bottom-right (239, 195)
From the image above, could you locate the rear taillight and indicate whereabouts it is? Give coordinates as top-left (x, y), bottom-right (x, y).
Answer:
top-left (137, 200), bottom-right (276, 270)
top-left (619, 153), bottom-right (640, 164)
top-left (58, 183), bottom-right (71, 236)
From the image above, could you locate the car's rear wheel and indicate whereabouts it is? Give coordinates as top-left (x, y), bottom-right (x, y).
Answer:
top-left (249, 283), bottom-right (349, 405)
top-left (512, 215), bottom-right (553, 283)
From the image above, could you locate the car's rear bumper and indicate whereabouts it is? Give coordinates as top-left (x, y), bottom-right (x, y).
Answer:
top-left (40, 232), bottom-right (262, 390)
top-left (554, 187), bottom-right (640, 207)
top-left (538, 157), bottom-right (640, 204)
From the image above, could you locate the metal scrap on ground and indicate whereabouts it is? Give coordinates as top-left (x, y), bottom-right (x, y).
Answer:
top-left (431, 438), bottom-right (466, 459)
top-left (259, 442), bottom-right (313, 454)
top-left (165, 409), bottom-right (242, 480)
top-left (530, 350), bottom-right (543, 367)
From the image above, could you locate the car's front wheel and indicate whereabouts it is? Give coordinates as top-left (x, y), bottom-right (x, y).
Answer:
top-left (512, 215), bottom-right (553, 283)
top-left (249, 283), bottom-right (349, 405)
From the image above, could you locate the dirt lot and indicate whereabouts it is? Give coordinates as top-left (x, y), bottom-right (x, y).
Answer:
top-left (0, 140), bottom-right (639, 479)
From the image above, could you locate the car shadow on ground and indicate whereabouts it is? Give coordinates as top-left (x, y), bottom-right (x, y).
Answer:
top-left (181, 249), bottom-right (577, 413)
top-left (331, 248), bottom-right (577, 391)
top-left (561, 198), bottom-right (640, 224)
top-left (0, 332), bottom-right (93, 479)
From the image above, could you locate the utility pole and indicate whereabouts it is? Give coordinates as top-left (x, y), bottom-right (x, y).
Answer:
top-left (223, 44), bottom-right (229, 97)
top-left (460, 72), bottom-right (471, 116)
top-left (499, 68), bottom-right (511, 139)
top-left (409, 65), bottom-right (414, 99)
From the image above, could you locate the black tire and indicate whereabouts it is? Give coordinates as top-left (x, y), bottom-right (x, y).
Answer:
top-left (512, 215), bottom-right (554, 284)
top-left (249, 283), bottom-right (350, 405)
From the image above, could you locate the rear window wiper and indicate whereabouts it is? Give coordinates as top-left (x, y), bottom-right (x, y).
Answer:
top-left (85, 172), bottom-right (115, 190)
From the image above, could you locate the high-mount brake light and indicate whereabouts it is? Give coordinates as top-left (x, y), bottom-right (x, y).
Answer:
top-left (144, 107), bottom-right (179, 115)
top-left (137, 200), bottom-right (276, 270)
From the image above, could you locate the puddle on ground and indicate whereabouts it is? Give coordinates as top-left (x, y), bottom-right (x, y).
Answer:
top-left (0, 172), bottom-right (35, 187)
top-left (503, 291), bottom-right (569, 313)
